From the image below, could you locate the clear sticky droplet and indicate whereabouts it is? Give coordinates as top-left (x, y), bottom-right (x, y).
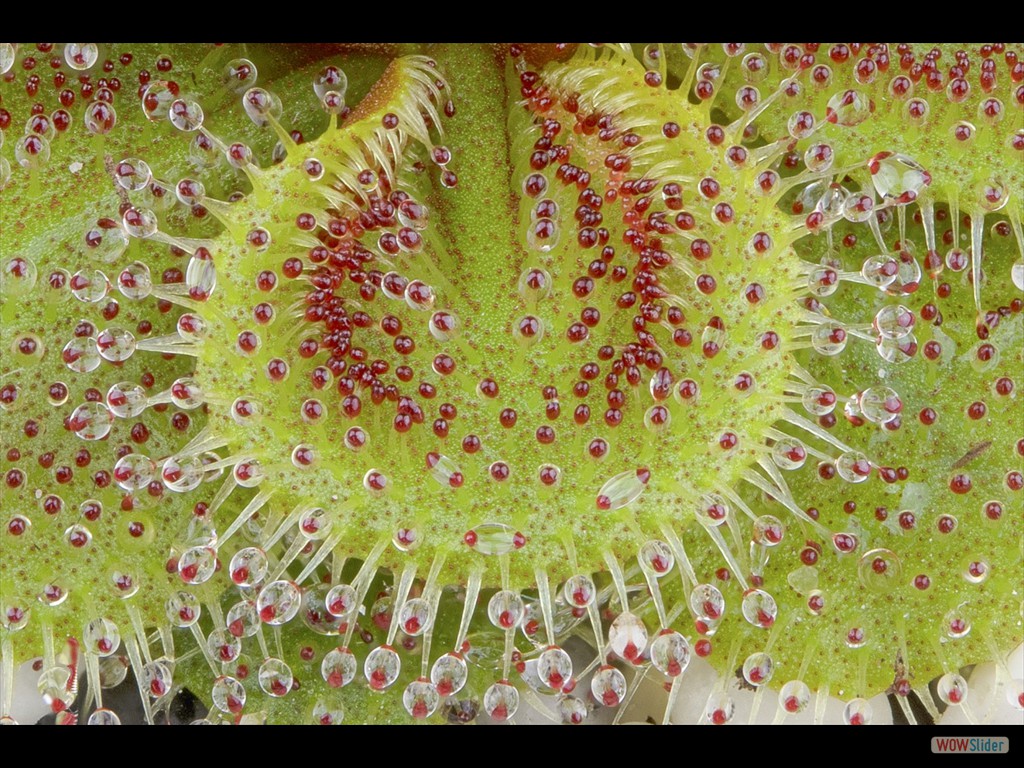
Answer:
top-left (258, 657), bottom-right (293, 698)
top-left (874, 305), bottom-right (915, 340)
top-left (95, 327), bottom-right (136, 362)
top-left (562, 574), bottom-right (596, 608)
top-left (64, 43), bottom-right (98, 71)
top-left (257, 580), bottom-right (302, 625)
top-left (233, 459), bottom-right (265, 488)
top-left (431, 653), bottom-right (468, 697)
top-left (526, 217), bottom-right (559, 252)
top-left (705, 691), bottom-right (735, 724)
top-left (38, 667), bottom-right (74, 711)
top-left (876, 333), bottom-right (918, 365)
top-left (771, 437), bottom-right (807, 470)
top-left (364, 645), bottom-right (401, 691)
top-left (869, 152), bottom-right (931, 205)
top-left (68, 402), bottom-right (114, 439)
top-left (741, 589), bottom-right (777, 629)
top-left (311, 700), bottom-right (344, 726)
top-left (114, 158), bottom-right (152, 192)
top-left (826, 88), bottom-right (871, 126)
top-left (779, 680), bottom-right (811, 714)
top-left (301, 585), bottom-right (346, 637)
top-left (858, 386), bottom-right (903, 424)
top-left (177, 546), bottom-right (217, 585)
top-left (399, 597), bottom-right (433, 637)
top-left (242, 87), bottom-right (283, 127)
top-left (83, 219), bottom-right (129, 264)
top-left (753, 515), bottom-right (785, 547)
top-left (84, 101), bottom-right (116, 135)
top-left (591, 665), bottom-right (627, 707)
top-left (403, 679), bottom-right (441, 719)
top-left (298, 507), bottom-right (332, 540)
top-left (944, 605), bottom-right (972, 640)
top-left (483, 681), bottom-right (519, 721)
top-left (223, 58), bottom-right (258, 92)
top-left (313, 65), bottom-right (348, 102)
top-left (608, 611), bottom-right (648, 663)
top-left (1011, 260), bottom-right (1024, 291)
top-left (537, 646), bottom-right (573, 690)
top-left (857, 548), bottom-right (903, 594)
top-left (811, 322), bottom-right (848, 355)
top-left (650, 630), bottom-right (691, 677)
top-left (467, 522), bottom-right (519, 555)
top-left (398, 198), bottom-right (430, 228)
top-left (976, 176), bottom-right (1009, 213)
top-left (160, 455), bottom-right (204, 493)
top-left (638, 540), bottom-right (674, 576)
top-left (742, 652), bottom-right (775, 686)
top-left (0, 43), bottom-right (16, 75)
top-left (212, 676), bottom-right (246, 713)
top-left (87, 708), bottom-right (121, 725)
top-left (1, 256), bottom-right (38, 295)
top-left (226, 600), bottom-right (260, 638)
top-left (428, 311), bottom-right (459, 342)
top-left (427, 452), bottom-right (463, 489)
top-left (487, 590), bottom-right (525, 630)
top-left (856, 256), bottom-right (897, 290)
top-left (140, 663), bottom-right (174, 696)
top-left (697, 493), bottom-right (730, 527)
top-left (937, 672), bottom-right (969, 706)
top-left (169, 376), bottom-right (204, 409)
top-left (325, 584), bottom-right (358, 619)
top-left (116, 261), bottom-right (153, 301)
top-left (122, 206), bottom-right (158, 239)
top-left (71, 269), bottom-right (110, 303)
top-left (169, 99), bottom-right (204, 132)
top-left (1004, 679), bottom-right (1023, 710)
top-left (321, 647), bottom-right (357, 688)
top-left (596, 467), bottom-right (650, 511)
top-left (559, 695), bottom-right (588, 724)
top-left (83, 617), bottom-right (121, 657)
top-left (113, 453), bottom-right (155, 491)
top-left (690, 583), bottom-right (726, 624)
top-left (164, 591), bottom-right (200, 628)
top-left (843, 698), bottom-right (873, 725)
top-left (518, 267), bottom-right (552, 301)
top-left (207, 629), bottom-right (240, 664)
top-left (14, 134), bottom-right (49, 169)
top-left (835, 451), bottom-right (872, 483)
top-left (186, 252), bottom-right (217, 300)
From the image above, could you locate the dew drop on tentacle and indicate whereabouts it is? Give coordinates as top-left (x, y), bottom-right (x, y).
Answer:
top-left (87, 709), bottom-right (122, 726)
top-left (431, 653), bottom-right (468, 697)
top-left (64, 43), bottom-right (98, 71)
top-left (321, 647), bottom-right (357, 688)
top-left (257, 580), bottom-right (302, 625)
top-left (843, 698), bottom-right (873, 726)
top-left (536, 646), bottom-right (572, 690)
top-left (258, 658), bottom-right (293, 698)
top-left (595, 467), bottom-right (650, 510)
top-left (650, 630), bottom-right (691, 677)
top-left (779, 680), bottom-right (811, 714)
top-left (211, 675), bottom-right (246, 714)
top-left (364, 645), bottom-right (401, 691)
top-left (483, 680), bottom-right (519, 721)
top-left (741, 589), bottom-right (777, 629)
top-left (742, 652), bottom-right (775, 686)
top-left (608, 611), bottom-right (648, 663)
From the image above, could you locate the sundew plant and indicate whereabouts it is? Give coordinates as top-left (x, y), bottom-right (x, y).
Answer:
top-left (0, 42), bottom-right (1022, 726)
